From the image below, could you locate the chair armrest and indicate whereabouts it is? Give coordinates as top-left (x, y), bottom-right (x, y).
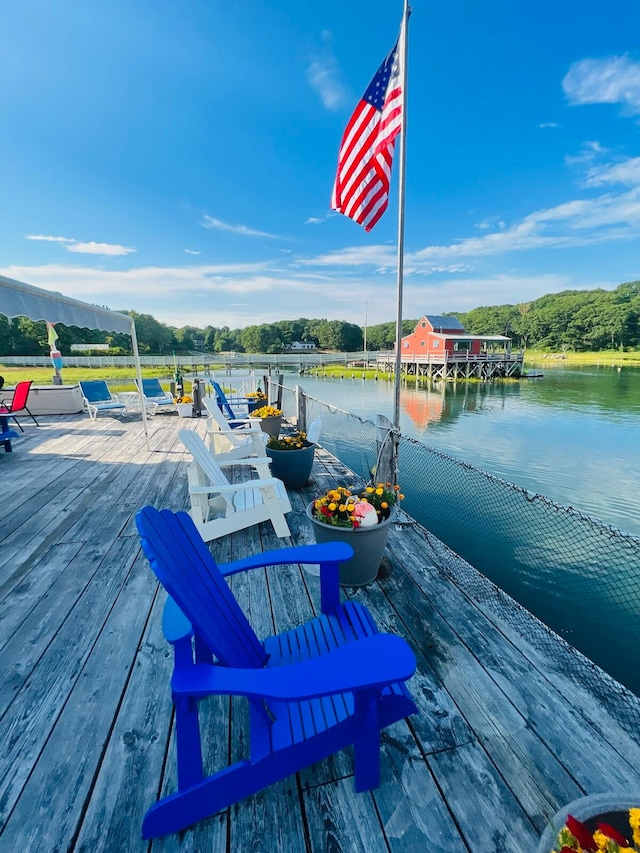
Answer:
top-left (205, 425), bottom-right (264, 438)
top-left (172, 634), bottom-right (416, 701)
top-left (214, 456), bottom-right (271, 468)
top-left (162, 595), bottom-right (193, 643)
top-left (220, 541), bottom-right (353, 576)
top-left (189, 476), bottom-right (282, 495)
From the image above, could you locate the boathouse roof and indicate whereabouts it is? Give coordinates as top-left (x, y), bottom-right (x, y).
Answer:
top-left (423, 315), bottom-right (465, 331)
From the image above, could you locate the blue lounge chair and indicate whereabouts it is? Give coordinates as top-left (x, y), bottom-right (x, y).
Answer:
top-left (78, 380), bottom-right (127, 421)
top-left (135, 506), bottom-right (417, 838)
top-left (136, 378), bottom-right (175, 411)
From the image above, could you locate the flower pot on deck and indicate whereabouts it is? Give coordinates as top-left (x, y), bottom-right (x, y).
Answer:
top-left (250, 414), bottom-right (283, 439)
top-left (176, 403), bottom-right (193, 418)
top-left (536, 793), bottom-right (640, 853)
top-left (266, 443), bottom-right (314, 489)
top-left (305, 502), bottom-right (396, 587)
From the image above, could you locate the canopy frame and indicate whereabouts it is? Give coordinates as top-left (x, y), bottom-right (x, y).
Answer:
top-left (0, 274), bottom-right (150, 448)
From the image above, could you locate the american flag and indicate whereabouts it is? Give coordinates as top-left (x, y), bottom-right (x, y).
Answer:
top-left (331, 30), bottom-right (404, 232)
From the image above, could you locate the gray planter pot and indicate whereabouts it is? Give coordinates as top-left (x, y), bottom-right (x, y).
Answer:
top-left (537, 793), bottom-right (640, 853)
top-left (249, 415), bottom-right (282, 438)
top-left (266, 443), bottom-right (314, 489)
top-left (306, 502), bottom-right (396, 586)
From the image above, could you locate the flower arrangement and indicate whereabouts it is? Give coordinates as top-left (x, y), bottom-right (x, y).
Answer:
top-left (251, 405), bottom-right (282, 418)
top-left (551, 809), bottom-right (640, 852)
top-left (246, 390), bottom-right (267, 400)
top-left (173, 394), bottom-right (193, 404)
top-left (266, 431), bottom-right (310, 451)
top-left (311, 482), bottom-right (404, 529)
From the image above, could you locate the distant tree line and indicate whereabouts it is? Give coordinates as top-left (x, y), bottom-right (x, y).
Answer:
top-left (2, 282), bottom-right (639, 356)
top-left (450, 281), bottom-right (640, 351)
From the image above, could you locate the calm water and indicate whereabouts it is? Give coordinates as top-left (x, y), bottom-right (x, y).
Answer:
top-left (291, 365), bottom-right (640, 538)
top-left (284, 365), bottom-right (640, 692)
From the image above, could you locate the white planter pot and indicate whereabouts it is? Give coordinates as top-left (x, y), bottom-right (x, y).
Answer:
top-left (176, 403), bottom-right (192, 418)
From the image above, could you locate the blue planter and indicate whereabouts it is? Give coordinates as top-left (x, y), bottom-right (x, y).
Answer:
top-left (266, 444), bottom-right (314, 489)
top-left (306, 502), bottom-right (396, 586)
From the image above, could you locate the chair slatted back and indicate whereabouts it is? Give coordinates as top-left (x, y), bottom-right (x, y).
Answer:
top-left (9, 380), bottom-right (33, 411)
top-left (79, 380), bottom-right (112, 404)
top-left (140, 378), bottom-right (167, 398)
top-left (136, 506), bottom-right (268, 668)
top-left (179, 428), bottom-right (235, 510)
top-left (210, 381), bottom-right (239, 420)
top-left (204, 397), bottom-right (235, 432)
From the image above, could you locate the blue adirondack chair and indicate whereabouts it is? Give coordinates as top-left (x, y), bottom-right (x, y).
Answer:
top-left (210, 379), bottom-right (250, 422)
top-left (136, 506), bottom-right (417, 838)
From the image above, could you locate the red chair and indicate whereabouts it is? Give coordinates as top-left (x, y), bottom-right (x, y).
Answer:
top-left (0, 380), bottom-right (39, 431)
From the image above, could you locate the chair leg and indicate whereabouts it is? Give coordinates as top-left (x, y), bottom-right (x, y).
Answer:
top-left (11, 416), bottom-right (24, 433)
top-left (353, 688), bottom-right (380, 792)
top-left (25, 406), bottom-right (39, 426)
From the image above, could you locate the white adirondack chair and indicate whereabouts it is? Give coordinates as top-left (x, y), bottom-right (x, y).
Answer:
top-left (178, 428), bottom-right (292, 542)
top-left (203, 396), bottom-right (269, 459)
top-left (203, 396), bottom-right (253, 430)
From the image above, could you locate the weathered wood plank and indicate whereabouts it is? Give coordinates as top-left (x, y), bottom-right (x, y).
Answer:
top-left (0, 550), bottom-right (156, 852)
top-left (0, 535), bottom-right (141, 824)
top-left (391, 526), bottom-right (640, 788)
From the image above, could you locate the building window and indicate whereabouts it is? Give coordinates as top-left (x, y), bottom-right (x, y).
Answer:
top-left (421, 321), bottom-right (426, 328)
top-left (433, 340), bottom-right (440, 348)
top-left (403, 341), bottom-right (409, 348)
top-left (420, 340), bottom-right (425, 346)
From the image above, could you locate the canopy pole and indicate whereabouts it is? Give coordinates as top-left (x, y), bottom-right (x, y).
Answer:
top-left (391, 1), bottom-right (411, 477)
top-left (130, 320), bottom-right (150, 451)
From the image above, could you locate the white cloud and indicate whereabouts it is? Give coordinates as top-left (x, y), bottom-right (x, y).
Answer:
top-left (26, 234), bottom-right (76, 243)
top-left (538, 122), bottom-right (559, 129)
top-left (307, 31), bottom-right (349, 111)
top-left (65, 241), bottom-right (136, 256)
top-left (201, 215), bottom-right (281, 239)
top-left (25, 233), bottom-right (136, 255)
top-left (584, 156), bottom-right (640, 187)
top-left (563, 55), bottom-right (640, 114)
top-left (184, 249), bottom-right (202, 255)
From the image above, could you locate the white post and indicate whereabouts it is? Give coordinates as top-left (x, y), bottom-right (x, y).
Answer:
top-left (131, 320), bottom-right (150, 451)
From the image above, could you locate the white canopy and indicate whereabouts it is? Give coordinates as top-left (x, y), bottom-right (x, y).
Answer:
top-left (0, 273), bottom-right (150, 447)
top-left (0, 274), bottom-right (132, 334)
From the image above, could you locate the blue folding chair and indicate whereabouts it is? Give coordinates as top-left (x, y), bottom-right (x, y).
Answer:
top-left (136, 378), bottom-right (175, 411)
top-left (78, 380), bottom-right (126, 421)
top-left (136, 506), bottom-right (417, 838)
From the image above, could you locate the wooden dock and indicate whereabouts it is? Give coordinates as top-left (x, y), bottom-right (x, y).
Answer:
top-left (2, 412), bottom-right (640, 852)
top-left (376, 352), bottom-right (525, 380)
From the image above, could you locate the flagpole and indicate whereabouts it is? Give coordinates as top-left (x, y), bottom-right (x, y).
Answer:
top-left (392, 1), bottom-right (410, 439)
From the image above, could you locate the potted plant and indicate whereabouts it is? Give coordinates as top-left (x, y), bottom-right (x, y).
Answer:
top-left (246, 390), bottom-right (267, 414)
top-left (306, 483), bottom-right (404, 586)
top-left (174, 394), bottom-right (193, 418)
top-left (249, 404), bottom-right (283, 438)
top-left (537, 795), bottom-right (640, 853)
top-left (265, 431), bottom-right (314, 489)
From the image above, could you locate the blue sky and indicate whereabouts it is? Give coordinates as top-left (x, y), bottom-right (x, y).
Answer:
top-left (2, 0), bottom-right (640, 330)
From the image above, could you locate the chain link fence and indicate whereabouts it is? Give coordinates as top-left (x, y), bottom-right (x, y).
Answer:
top-left (278, 383), bottom-right (640, 708)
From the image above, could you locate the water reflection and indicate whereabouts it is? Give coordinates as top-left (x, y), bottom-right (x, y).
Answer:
top-left (401, 380), bottom-right (521, 430)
